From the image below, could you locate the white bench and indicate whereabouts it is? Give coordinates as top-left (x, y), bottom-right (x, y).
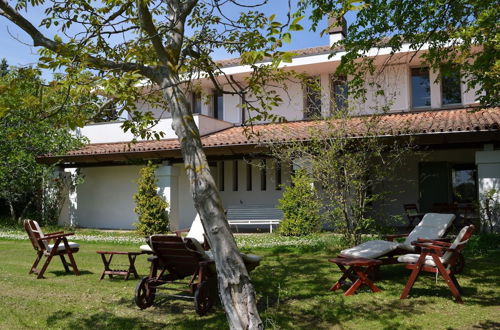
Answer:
top-left (226, 206), bottom-right (283, 233)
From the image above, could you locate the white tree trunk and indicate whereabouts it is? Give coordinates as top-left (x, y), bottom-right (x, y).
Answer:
top-left (162, 78), bottom-right (263, 329)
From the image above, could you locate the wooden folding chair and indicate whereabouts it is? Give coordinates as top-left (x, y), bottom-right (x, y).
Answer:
top-left (403, 204), bottom-right (423, 229)
top-left (399, 225), bottom-right (475, 303)
top-left (24, 219), bottom-right (80, 279)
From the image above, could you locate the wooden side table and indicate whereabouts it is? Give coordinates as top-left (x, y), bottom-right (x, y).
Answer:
top-left (96, 251), bottom-right (143, 280)
top-left (328, 257), bottom-right (383, 296)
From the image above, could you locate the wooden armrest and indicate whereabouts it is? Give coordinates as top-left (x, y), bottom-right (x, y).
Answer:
top-left (383, 233), bottom-right (408, 241)
top-left (415, 238), bottom-right (451, 246)
top-left (45, 231), bottom-right (64, 236)
top-left (40, 233), bottom-right (74, 240)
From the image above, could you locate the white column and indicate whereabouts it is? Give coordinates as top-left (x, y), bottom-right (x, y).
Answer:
top-left (156, 162), bottom-right (180, 230)
top-left (60, 168), bottom-right (78, 227)
top-left (475, 145), bottom-right (500, 232)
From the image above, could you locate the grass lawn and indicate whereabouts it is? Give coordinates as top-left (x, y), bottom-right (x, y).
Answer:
top-left (0, 232), bottom-right (499, 329)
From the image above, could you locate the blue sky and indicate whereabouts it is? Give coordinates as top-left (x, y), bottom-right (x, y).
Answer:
top-left (0, 2), bottom-right (354, 76)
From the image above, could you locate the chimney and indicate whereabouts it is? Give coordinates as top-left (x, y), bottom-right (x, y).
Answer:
top-left (328, 16), bottom-right (347, 46)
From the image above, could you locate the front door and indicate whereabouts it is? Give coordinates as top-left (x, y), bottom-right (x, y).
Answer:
top-left (418, 162), bottom-right (452, 213)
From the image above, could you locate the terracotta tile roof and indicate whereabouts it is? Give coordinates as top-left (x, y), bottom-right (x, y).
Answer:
top-left (216, 45), bottom-right (334, 68)
top-left (40, 107), bottom-right (500, 163)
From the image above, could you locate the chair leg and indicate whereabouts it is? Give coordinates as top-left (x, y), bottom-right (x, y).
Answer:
top-left (37, 253), bottom-right (55, 279)
top-left (62, 238), bottom-right (80, 276)
top-left (60, 255), bottom-right (70, 272)
top-left (30, 252), bottom-right (43, 274)
top-left (433, 255), bottom-right (463, 304)
top-left (400, 254), bottom-right (426, 300)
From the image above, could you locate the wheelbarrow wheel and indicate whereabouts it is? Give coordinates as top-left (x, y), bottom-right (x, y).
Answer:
top-left (135, 277), bottom-right (156, 309)
top-left (194, 280), bottom-right (213, 316)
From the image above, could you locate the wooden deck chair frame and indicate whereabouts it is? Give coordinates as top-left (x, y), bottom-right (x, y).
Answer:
top-left (400, 225), bottom-right (475, 303)
top-left (24, 219), bottom-right (80, 279)
top-left (134, 235), bottom-right (216, 316)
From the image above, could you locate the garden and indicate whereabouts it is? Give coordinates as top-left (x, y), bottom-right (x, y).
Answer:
top-left (1, 225), bottom-right (499, 329)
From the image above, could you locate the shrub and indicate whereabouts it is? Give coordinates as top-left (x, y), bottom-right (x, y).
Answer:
top-left (278, 170), bottom-right (322, 236)
top-left (134, 162), bottom-right (169, 236)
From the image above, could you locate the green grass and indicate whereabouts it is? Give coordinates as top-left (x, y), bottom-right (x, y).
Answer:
top-left (0, 232), bottom-right (499, 329)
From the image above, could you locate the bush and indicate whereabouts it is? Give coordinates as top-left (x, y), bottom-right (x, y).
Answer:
top-left (133, 162), bottom-right (169, 236)
top-left (278, 170), bottom-right (322, 236)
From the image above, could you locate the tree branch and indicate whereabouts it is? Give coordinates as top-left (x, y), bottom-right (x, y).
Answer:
top-left (0, 0), bottom-right (159, 81)
top-left (136, 0), bottom-right (169, 65)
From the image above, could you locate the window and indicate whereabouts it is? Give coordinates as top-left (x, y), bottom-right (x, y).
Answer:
top-left (304, 76), bottom-right (322, 119)
top-left (218, 161), bottom-right (225, 191)
top-left (411, 68), bottom-right (431, 108)
top-left (260, 159), bottom-right (267, 191)
top-left (213, 91), bottom-right (223, 119)
top-left (275, 161), bottom-right (282, 190)
top-left (246, 162), bottom-right (252, 191)
top-left (452, 165), bottom-right (477, 203)
top-left (330, 75), bottom-right (348, 112)
top-left (192, 91), bottom-right (202, 114)
top-left (232, 160), bottom-right (238, 191)
top-left (441, 67), bottom-right (462, 105)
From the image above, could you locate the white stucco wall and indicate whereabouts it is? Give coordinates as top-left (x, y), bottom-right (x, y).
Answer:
top-left (59, 166), bottom-right (142, 229)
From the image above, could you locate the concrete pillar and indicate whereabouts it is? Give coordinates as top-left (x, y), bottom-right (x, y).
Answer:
top-left (156, 162), bottom-right (180, 230)
top-left (58, 168), bottom-right (78, 227)
top-left (475, 145), bottom-right (500, 232)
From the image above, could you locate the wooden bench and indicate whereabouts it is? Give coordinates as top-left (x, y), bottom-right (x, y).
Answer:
top-left (226, 206), bottom-right (283, 233)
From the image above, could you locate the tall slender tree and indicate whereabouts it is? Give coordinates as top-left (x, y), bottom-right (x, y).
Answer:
top-left (0, 1), bottom-right (302, 327)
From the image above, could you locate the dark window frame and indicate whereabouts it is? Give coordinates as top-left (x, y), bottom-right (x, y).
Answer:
top-left (410, 67), bottom-right (431, 109)
top-left (233, 160), bottom-right (238, 191)
top-left (330, 75), bottom-right (348, 112)
top-left (246, 162), bottom-right (252, 191)
top-left (260, 159), bottom-right (267, 191)
top-left (213, 91), bottom-right (223, 119)
top-left (304, 76), bottom-right (322, 119)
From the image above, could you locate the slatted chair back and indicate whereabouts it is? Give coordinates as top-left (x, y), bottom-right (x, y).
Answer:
top-left (403, 204), bottom-right (419, 216)
top-left (24, 219), bottom-right (49, 252)
top-left (441, 225), bottom-right (475, 265)
top-left (149, 235), bottom-right (205, 278)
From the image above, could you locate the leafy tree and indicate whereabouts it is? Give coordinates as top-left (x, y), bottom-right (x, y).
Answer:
top-left (134, 162), bottom-right (170, 236)
top-left (0, 1), bottom-right (303, 326)
top-left (300, 0), bottom-right (500, 106)
top-left (0, 58), bottom-right (8, 77)
top-left (278, 170), bottom-right (322, 236)
top-left (271, 108), bottom-right (412, 245)
top-left (0, 65), bottom-right (85, 224)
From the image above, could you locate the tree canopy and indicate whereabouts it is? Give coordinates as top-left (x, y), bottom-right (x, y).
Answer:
top-left (299, 0), bottom-right (499, 105)
top-left (0, 64), bottom-right (85, 223)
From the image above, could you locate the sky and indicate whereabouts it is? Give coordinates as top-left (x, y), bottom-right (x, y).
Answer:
top-left (0, 1), bottom-right (354, 78)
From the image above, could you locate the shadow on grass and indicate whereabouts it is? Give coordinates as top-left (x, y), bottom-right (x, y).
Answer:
top-left (47, 311), bottom-right (166, 329)
top-left (49, 270), bottom-right (94, 277)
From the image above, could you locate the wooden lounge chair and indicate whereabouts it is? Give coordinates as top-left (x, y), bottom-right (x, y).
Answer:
top-left (24, 219), bottom-right (80, 279)
top-left (340, 213), bottom-right (456, 266)
top-left (140, 214), bottom-right (262, 271)
top-left (399, 225), bottom-right (475, 303)
top-left (135, 235), bottom-right (216, 316)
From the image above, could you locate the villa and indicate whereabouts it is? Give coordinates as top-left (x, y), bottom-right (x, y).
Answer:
top-left (38, 20), bottom-right (500, 230)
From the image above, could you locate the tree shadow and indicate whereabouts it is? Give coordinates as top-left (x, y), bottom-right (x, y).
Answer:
top-left (46, 311), bottom-right (166, 329)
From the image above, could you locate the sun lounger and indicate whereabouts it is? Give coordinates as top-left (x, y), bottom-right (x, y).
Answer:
top-left (339, 213), bottom-right (456, 264)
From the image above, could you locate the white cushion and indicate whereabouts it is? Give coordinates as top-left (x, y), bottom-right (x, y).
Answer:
top-left (48, 241), bottom-right (79, 252)
top-left (140, 244), bottom-right (153, 253)
top-left (186, 214), bottom-right (205, 245)
top-left (340, 240), bottom-right (400, 259)
top-left (398, 226), bottom-right (471, 266)
top-left (397, 253), bottom-right (442, 267)
top-left (402, 213), bottom-right (455, 250)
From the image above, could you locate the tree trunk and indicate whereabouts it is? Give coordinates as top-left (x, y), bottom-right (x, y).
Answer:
top-left (7, 199), bottom-right (16, 223)
top-left (162, 77), bottom-right (263, 329)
